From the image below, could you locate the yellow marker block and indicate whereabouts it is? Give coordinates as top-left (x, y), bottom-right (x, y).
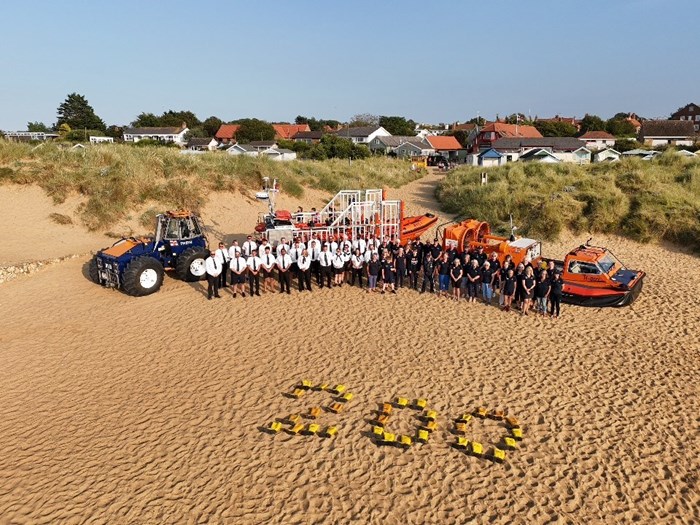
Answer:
top-left (308, 406), bottom-right (322, 419)
top-left (382, 403), bottom-right (393, 415)
top-left (504, 437), bottom-right (517, 450)
top-left (506, 416), bottom-right (520, 428)
top-left (455, 422), bottom-right (468, 434)
top-left (425, 410), bottom-right (438, 421)
top-left (287, 413), bottom-right (301, 424)
top-left (307, 423), bottom-right (320, 434)
top-left (417, 429), bottom-right (430, 443)
top-left (457, 413), bottom-right (472, 424)
top-left (423, 421), bottom-right (437, 432)
top-left (317, 383), bottom-right (329, 391)
top-left (492, 447), bottom-right (507, 462)
top-left (329, 402), bottom-right (344, 413)
top-left (471, 442), bottom-right (484, 455)
top-left (372, 426), bottom-right (384, 437)
top-left (491, 409), bottom-right (505, 420)
top-left (395, 397), bottom-right (409, 408)
top-left (340, 392), bottom-right (353, 402)
top-left (455, 436), bottom-right (468, 449)
top-left (415, 398), bottom-right (427, 409)
top-left (382, 432), bottom-right (396, 443)
top-left (376, 414), bottom-right (390, 426)
top-left (268, 421), bottom-right (282, 433)
top-left (324, 426), bottom-right (338, 438)
top-left (511, 428), bottom-right (523, 440)
top-left (333, 384), bottom-right (346, 394)
top-left (300, 379), bottom-right (313, 389)
top-left (476, 407), bottom-right (488, 418)
top-left (289, 423), bottom-right (304, 434)
top-left (399, 435), bottom-right (412, 447)
top-left (292, 388), bottom-right (305, 398)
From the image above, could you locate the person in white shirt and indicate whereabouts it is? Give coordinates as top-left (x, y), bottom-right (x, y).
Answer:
top-left (229, 251), bottom-right (248, 298)
top-left (339, 234), bottom-right (352, 253)
top-left (297, 249), bottom-right (312, 292)
top-left (214, 242), bottom-right (230, 289)
top-left (341, 245), bottom-right (352, 282)
top-left (289, 240), bottom-right (304, 279)
top-left (350, 248), bottom-right (365, 288)
top-left (242, 235), bottom-right (257, 259)
top-left (257, 238), bottom-right (271, 259)
top-left (276, 248), bottom-right (293, 294)
top-left (227, 242), bottom-right (241, 261)
top-left (276, 237), bottom-right (290, 258)
top-left (205, 250), bottom-right (222, 300)
top-left (246, 249), bottom-right (262, 296)
top-left (329, 239), bottom-right (339, 254)
top-left (261, 246), bottom-right (277, 293)
top-left (364, 242), bottom-right (378, 263)
top-left (308, 239), bottom-right (321, 285)
top-left (332, 248), bottom-right (346, 286)
top-left (352, 236), bottom-right (367, 255)
top-left (318, 245), bottom-right (333, 288)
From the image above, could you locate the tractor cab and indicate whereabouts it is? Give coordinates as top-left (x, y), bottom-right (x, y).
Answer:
top-left (155, 211), bottom-right (204, 245)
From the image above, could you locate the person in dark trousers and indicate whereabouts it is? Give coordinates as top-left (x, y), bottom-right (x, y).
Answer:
top-left (498, 260), bottom-right (512, 307)
top-left (481, 261), bottom-right (495, 305)
top-left (465, 259), bottom-right (481, 303)
top-left (381, 253), bottom-right (396, 294)
top-left (214, 242), bottom-right (230, 289)
top-left (407, 246), bottom-right (421, 290)
top-left (437, 253), bottom-right (451, 298)
top-left (430, 238), bottom-right (442, 260)
top-left (318, 245), bottom-right (333, 288)
top-left (297, 249), bottom-right (312, 292)
top-left (421, 252), bottom-right (436, 293)
top-left (277, 247), bottom-right (293, 294)
top-left (549, 271), bottom-right (563, 318)
top-left (205, 250), bottom-right (222, 300)
top-left (246, 249), bottom-right (262, 296)
top-left (522, 266), bottom-right (536, 316)
top-left (502, 268), bottom-right (516, 312)
top-left (367, 253), bottom-right (381, 293)
top-left (350, 249), bottom-right (364, 288)
top-left (450, 257), bottom-right (463, 301)
top-left (515, 263), bottom-right (526, 309)
top-left (394, 247), bottom-right (406, 289)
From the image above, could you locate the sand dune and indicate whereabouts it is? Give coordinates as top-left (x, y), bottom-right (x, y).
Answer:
top-left (0, 175), bottom-right (698, 524)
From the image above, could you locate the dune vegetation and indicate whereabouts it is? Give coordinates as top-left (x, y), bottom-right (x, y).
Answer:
top-left (0, 141), bottom-right (422, 230)
top-left (436, 152), bottom-right (700, 252)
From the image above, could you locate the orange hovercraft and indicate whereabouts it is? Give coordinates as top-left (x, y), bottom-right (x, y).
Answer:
top-left (254, 177), bottom-right (437, 246)
top-left (440, 218), bottom-right (645, 307)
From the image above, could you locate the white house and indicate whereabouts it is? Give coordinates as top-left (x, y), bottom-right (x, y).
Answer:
top-left (226, 144), bottom-right (259, 156)
top-left (638, 120), bottom-right (695, 147)
top-left (186, 137), bottom-right (218, 151)
top-left (579, 130), bottom-right (616, 150)
top-left (89, 136), bottom-right (114, 144)
top-left (261, 148), bottom-right (297, 161)
top-left (393, 140), bottom-right (434, 158)
top-left (335, 126), bottom-right (391, 144)
top-left (593, 148), bottom-right (621, 163)
top-left (123, 123), bottom-right (189, 146)
top-left (3, 131), bottom-right (59, 142)
top-left (519, 148), bottom-right (561, 163)
top-left (477, 148), bottom-right (505, 167)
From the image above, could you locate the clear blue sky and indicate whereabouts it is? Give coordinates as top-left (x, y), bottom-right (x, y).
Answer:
top-left (0, 0), bottom-right (696, 130)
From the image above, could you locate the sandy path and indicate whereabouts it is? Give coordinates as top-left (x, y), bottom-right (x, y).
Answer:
top-left (0, 177), bottom-right (699, 524)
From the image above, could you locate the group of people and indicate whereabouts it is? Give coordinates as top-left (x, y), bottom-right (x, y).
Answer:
top-left (204, 232), bottom-right (564, 318)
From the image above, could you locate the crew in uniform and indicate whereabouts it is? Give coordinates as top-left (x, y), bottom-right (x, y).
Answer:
top-left (318, 244), bottom-right (333, 288)
top-left (242, 235), bottom-right (257, 259)
top-left (297, 249), bottom-right (312, 292)
top-left (229, 249), bottom-right (248, 298)
top-left (214, 242), bottom-right (230, 289)
top-left (261, 246), bottom-right (277, 293)
top-left (205, 250), bottom-right (222, 300)
top-left (246, 248), bottom-right (262, 296)
top-left (276, 247), bottom-right (293, 294)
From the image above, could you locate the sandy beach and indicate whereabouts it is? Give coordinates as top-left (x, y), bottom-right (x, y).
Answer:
top-left (1, 175), bottom-right (698, 524)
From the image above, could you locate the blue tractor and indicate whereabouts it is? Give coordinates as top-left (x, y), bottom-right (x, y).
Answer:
top-left (89, 210), bottom-right (210, 296)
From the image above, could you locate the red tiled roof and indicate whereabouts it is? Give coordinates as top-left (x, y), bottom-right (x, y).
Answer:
top-left (215, 124), bottom-right (240, 140)
top-left (482, 123), bottom-right (542, 138)
top-left (273, 124), bottom-right (310, 139)
top-left (579, 131), bottom-right (615, 140)
top-left (425, 135), bottom-right (463, 150)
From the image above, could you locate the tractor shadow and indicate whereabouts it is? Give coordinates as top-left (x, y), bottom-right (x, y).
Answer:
top-left (80, 260), bottom-right (94, 283)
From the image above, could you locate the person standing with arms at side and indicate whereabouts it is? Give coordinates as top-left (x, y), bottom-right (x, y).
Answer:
top-left (350, 248), bottom-right (365, 288)
top-left (394, 247), bottom-right (407, 289)
top-left (308, 239), bottom-right (321, 286)
top-left (421, 251), bottom-right (436, 294)
top-left (465, 259), bottom-right (481, 303)
top-left (318, 244), bottom-right (333, 288)
top-left (247, 249), bottom-right (262, 297)
top-left (450, 257), bottom-right (463, 301)
top-left (229, 249), bottom-right (248, 298)
top-left (534, 270), bottom-right (551, 317)
top-left (522, 266), bottom-right (536, 316)
top-left (261, 246), bottom-right (276, 293)
top-left (498, 260), bottom-right (512, 307)
top-left (502, 267), bottom-right (516, 312)
top-left (276, 237), bottom-right (290, 258)
top-left (215, 242), bottom-right (230, 289)
top-left (481, 261), bottom-right (495, 305)
top-left (407, 245), bottom-right (421, 290)
top-left (437, 252), bottom-right (451, 298)
top-left (549, 271), bottom-right (563, 319)
top-left (277, 247), bottom-right (292, 294)
top-left (381, 253), bottom-right (396, 294)
top-left (367, 253), bottom-right (381, 293)
top-left (332, 248), bottom-right (345, 287)
top-left (205, 250), bottom-right (222, 300)
top-left (242, 235), bottom-right (257, 259)
top-left (297, 249), bottom-right (312, 292)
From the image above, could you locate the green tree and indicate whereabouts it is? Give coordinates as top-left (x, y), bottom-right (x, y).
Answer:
top-left (105, 125), bottom-right (123, 139)
top-left (131, 112), bottom-right (160, 127)
top-left (578, 114), bottom-right (606, 134)
top-left (27, 121), bottom-right (50, 132)
top-left (606, 118), bottom-right (637, 137)
top-left (202, 116), bottom-right (223, 137)
top-left (56, 93), bottom-right (106, 131)
top-left (295, 115), bottom-right (340, 131)
top-left (378, 116), bottom-right (416, 136)
top-left (614, 139), bottom-right (643, 152)
top-left (534, 120), bottom-right (577, 137)
top-left (234, 118), bottom-right (275, 142)
top-left (349, 113), bottom-right (380, 127)
top-left (467, 116), bottom-right (486, 125)
top-left (158, 110), bottom-right (200, 128)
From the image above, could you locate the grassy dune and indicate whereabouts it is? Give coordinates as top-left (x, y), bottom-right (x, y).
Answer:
top-left (0, 141), bottom-right (422, 230)
top-left (436, 153), bottom-right (700, 252)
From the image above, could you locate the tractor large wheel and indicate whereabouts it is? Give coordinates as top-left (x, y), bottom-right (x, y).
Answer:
top-left (175, 247), bottom-right (209, 282)
top-left (122, 256), bottom-right (164, 297)
top-left (88, 255), bottom-right (100, 284)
